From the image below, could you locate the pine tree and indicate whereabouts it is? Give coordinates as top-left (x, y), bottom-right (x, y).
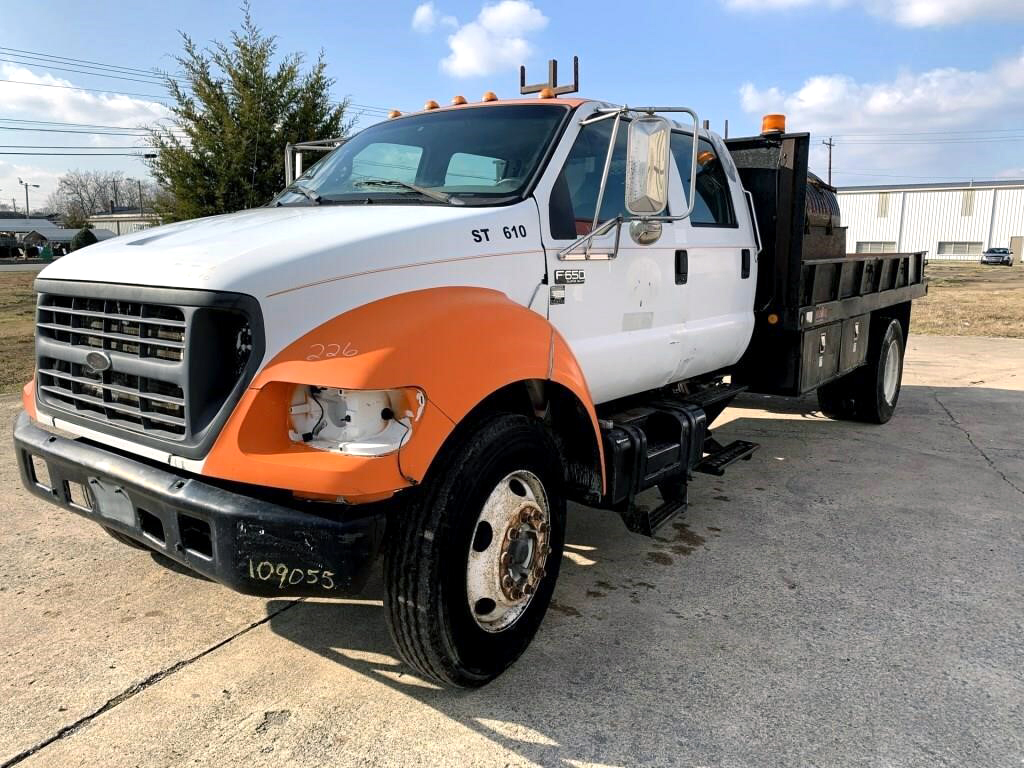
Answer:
top-left (70, 228), bottom-right (98, 252)
top-left (149, 6), bottom-right (350, 221)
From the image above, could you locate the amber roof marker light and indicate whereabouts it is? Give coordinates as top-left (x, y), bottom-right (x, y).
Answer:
top-left (520, 55), bottom-right (580, 97)
top-left (451, 95), bottom-right (468, 105)
top-left (481, 91), bottom-right (498, 102)
top-left (761, 114), bottom-right (787, 135)
top-left (424, 99), bottom-right (440, 110)
top-left (388, 109), bottom-right (402, 119)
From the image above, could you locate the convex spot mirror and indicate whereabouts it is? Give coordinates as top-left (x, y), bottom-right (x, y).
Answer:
top-left (625, 116), bottom-right (671, 216)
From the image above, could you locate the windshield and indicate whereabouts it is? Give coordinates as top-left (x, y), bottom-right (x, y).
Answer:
top-left (273, 104), bottom-right (569, 207)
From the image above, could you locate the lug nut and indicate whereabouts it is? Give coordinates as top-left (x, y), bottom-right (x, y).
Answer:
top-left (508, 528), bottom-right (520, 541)
top-left (502, 575), bottom-right (513, 590)
top-left (538, 522), bottom-right (550, 534)
top-left (519, 509), bottom-right (532, 524)
top-left (524, 583), bottom-right (535, 596)
top-left (535, 567), bottom-right (546, 580)
top-left (500, 552), bottom-right (511, 567)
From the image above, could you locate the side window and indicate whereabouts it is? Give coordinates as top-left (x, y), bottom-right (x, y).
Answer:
top-left (444, 152), bottom-right (509, 188)
top-left (670, 134), bottom-right (736, 227)
top-left (350, 142), bottom-right (423, 184)
top-left (549, 119), bottom-right (630, 240)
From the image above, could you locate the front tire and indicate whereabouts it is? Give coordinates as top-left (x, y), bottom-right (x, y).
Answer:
top-left (383, 413), bottom-right (566, 688)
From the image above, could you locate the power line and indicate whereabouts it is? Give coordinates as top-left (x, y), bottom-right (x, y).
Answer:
top-left (0, 45), bottom-right (174, 78)
top-left (0, 77), bottom-right (170, 102)
top-left (0, 126), bottom-right (179, 137)
top-left (0, 46), bottom-right (401, 114)
top-left (0, 151), bottom-right (155, 156)
top-left (0, 145), bottom-right (152, 149)
top-left (0, 57), bottom-right (169, 87)
top-left (831, 127), bottom-right (1024, 138)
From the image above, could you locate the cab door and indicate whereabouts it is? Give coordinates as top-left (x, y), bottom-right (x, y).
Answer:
top-left (533, 110), bottom-right (689, 405)
top-left (666, 131), bottom-right (757, 378)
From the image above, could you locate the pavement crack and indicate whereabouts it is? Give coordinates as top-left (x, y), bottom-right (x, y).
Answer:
top-left (1, 598), bottom-right (304, 768)
top-left (933, 392), bottom-right (1024, 497)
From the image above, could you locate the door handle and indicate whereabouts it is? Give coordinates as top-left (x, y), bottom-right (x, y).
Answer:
top-left (675, 250), bottom-right (688, 285)
top-left (741, 249), bottom-right (751, 279)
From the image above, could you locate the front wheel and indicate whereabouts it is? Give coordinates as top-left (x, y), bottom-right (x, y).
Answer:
top-left (383, 414), bottom-right (566, 688)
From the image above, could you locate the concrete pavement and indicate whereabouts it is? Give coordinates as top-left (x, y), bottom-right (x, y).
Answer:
top-left (1, 335), bottom-right (1022, 767)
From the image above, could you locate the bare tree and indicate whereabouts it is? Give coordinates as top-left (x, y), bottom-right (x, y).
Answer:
top-left (48, 171), bottom-right (160, 227)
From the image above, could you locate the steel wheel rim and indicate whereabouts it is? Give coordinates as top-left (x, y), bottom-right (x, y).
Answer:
top-left (465, 469), bottom-right (551, 633)
top-left (882, 338), bottom-right (900, 405)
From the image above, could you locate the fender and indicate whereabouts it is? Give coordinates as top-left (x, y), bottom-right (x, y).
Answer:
top-left (202, 287), bottom-right (604, 501)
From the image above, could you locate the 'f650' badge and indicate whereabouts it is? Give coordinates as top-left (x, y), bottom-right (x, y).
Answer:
top-left (554, 269), bottom-right (585, 284)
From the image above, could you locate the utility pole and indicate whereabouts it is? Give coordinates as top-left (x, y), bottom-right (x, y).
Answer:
top-left (822, 137), bottom-right (836, 186)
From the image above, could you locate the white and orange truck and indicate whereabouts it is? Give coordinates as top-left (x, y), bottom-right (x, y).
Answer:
top-left (14, 60), bottom-right (926, 687)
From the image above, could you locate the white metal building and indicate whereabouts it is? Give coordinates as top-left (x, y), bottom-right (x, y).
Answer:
top-left (837, 179), bottom-right (1024, 262)
top-left (87, 211), bottom-right (161, 236)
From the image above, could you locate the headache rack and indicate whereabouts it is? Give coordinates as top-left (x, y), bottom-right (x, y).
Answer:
top-left (33, 280), bottom-right (264, 459)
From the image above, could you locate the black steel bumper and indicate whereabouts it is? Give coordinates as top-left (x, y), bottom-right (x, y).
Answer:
top-left (13, 411), bottom-right (386, 597)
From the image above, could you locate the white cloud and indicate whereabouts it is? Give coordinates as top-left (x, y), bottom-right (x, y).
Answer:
top-left (437, 1), bottom-right (548, 78)
top-left (411, 2), bottom-right (457, 33)
top-left (738, 51), bottom-right (1024, 184)
top-left (723, 0), bottom-right (1024, 26)
top-left (0, 63), bottom-right (169, 203)
top-left (0, 63), bottom-right (169, 133)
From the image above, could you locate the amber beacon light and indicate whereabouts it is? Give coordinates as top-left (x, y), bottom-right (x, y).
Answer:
top-left (761, 114), bottom-right (787, 134)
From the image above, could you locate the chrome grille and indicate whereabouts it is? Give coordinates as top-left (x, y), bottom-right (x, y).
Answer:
top-left (36, 294), bottom-right (190, 439)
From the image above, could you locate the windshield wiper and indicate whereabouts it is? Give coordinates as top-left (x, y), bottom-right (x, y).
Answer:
top-left (353, 179), bottom-right (451, 204)
top-left (278, 182), bottom-right (321, 205)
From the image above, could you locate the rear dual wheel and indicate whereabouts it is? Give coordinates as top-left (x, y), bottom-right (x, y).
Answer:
top-left (817, 317), bottom-right (905, 424)
top-left (383, 414), bottom-right (566, 688)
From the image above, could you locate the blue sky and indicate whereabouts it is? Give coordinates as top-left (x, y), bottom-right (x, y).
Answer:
top-left (2, 0), bottom-right (1024, 206)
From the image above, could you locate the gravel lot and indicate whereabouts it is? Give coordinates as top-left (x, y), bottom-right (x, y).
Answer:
top-left (1, 334), bottom-right (1022, 768)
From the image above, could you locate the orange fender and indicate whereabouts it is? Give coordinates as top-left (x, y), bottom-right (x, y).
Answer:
top-left (203, 287), bottom-right (603, 502)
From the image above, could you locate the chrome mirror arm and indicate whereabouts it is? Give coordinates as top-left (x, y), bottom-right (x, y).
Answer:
top-left (557, 216), bottom-right (622, 260)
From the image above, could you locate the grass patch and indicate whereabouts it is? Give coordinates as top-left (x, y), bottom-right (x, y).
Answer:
top-left (913, 263), bottom-right (1024, 339)
top-left (0, 272), bottom-right (37, 396)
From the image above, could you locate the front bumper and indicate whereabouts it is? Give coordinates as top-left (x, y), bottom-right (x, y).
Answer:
top-left (13, 411), bottom-right (386, 597)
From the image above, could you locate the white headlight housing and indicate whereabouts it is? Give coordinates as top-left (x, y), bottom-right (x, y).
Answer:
top-left (288, 386), bottom-right (426, 456)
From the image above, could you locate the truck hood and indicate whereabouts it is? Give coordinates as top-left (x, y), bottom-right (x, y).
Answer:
top-left (38, 203), bottom-right (530, 298)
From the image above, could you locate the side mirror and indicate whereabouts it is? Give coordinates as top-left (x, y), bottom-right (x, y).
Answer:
top-left (624, 116), bottom-right (671, 216)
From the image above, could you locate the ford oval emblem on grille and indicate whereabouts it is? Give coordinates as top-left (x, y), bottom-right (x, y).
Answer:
top-left (85, 350), bottom-right (112, 373)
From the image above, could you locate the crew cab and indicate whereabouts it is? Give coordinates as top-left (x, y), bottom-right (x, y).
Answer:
top-left (14, 60), bottom-right (926, 687)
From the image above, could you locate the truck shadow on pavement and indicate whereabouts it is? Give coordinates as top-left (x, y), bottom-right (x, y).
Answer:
top-left (263, 383), bottom-right (1023, 767)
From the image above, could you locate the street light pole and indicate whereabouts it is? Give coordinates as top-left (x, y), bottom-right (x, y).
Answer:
top-left (17, 178), bottom-right (39, 219)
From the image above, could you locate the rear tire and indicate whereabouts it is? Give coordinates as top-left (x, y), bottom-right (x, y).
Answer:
top-left (855, 318), bottom-right (904, 424)
top-left (383, 413), bottom-right (566, 688)
top-left (817, 317), bottom-right (905, 424)
top-left (816, 377), bottom-right (859, 420)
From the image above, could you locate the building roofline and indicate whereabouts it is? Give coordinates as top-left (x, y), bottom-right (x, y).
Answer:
top-left (838, 179), bottom-right (1024, 193)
